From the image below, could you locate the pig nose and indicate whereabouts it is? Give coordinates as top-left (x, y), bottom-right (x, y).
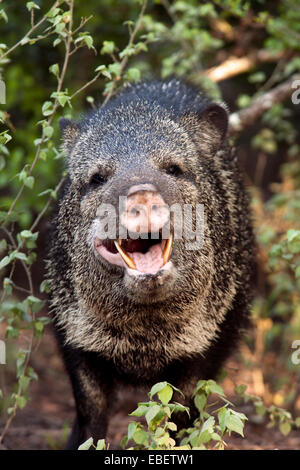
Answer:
top-left (121, 184), bottom-right (170, 234)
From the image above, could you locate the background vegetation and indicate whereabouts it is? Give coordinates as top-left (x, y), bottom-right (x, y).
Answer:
top-left (0, 0), bottom-right (299, 449)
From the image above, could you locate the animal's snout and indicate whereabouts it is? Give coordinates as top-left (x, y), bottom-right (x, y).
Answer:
top-left (121, 184), bottom-right (170, 234)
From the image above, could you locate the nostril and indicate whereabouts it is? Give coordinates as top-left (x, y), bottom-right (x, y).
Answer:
top-left (152, 205), bottom-right (158, 211)
top-left (130, 207), bottom-right (140, 217)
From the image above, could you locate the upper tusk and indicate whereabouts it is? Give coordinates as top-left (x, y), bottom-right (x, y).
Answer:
top-left (162, 233), bottom-right (173, 266)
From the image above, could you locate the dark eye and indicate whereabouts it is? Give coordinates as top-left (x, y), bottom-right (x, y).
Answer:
top-left (166, 165), bottom-right (183, 177)
top-left (89, 172), bottom-right (107, 186)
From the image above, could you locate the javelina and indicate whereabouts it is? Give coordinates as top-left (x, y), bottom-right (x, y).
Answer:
top-left (47, 79), bottom-right (255, 449)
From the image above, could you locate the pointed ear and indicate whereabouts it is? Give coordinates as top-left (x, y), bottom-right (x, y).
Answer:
top-left (180, 103), bottom-right (229, 153)
top-left (59, 118), bottom-right (81, 152)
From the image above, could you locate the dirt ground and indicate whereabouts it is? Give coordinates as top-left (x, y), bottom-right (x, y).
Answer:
top-left (0, 328), bottom-right (299, 450)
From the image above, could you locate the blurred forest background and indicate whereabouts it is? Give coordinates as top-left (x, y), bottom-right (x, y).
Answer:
top-left (0, 0), bottom-right (299, 450)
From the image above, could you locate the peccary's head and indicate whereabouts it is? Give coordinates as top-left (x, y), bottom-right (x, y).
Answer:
top-left (58, 80), bottom-right (233, 307)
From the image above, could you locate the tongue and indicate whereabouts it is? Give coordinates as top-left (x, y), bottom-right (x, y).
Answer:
top-left (131, 243), bottom-right (164, 274)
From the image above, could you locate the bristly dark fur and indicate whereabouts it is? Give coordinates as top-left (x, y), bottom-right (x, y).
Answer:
top-left (47, 79), bottom-right (255, 449)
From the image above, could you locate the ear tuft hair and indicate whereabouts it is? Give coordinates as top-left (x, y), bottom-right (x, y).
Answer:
top-left (203, 104), bottom-right (228, 142)
top-left (180, 103), bottom-right (229, 154)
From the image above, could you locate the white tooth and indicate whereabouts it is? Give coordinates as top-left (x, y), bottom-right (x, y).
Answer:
top-left (114, 241), bottom-right (136, 270)
top-left (162, 233), bottom-right (173, 265)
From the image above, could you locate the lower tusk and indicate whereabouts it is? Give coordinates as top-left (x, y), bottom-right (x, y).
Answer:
top-left (162, 233), bottom-right (173, 265)
top-left (114, 240), bottom-right (136, 270)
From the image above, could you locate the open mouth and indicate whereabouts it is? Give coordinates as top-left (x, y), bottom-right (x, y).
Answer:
top-left (95, 231), bottom-right (173, 275)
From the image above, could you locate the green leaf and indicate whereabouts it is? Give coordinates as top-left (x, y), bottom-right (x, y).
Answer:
top-left (237, 94), bottom-right (251, 108)
top-left (24, 175), bottom-right (34, 189)
top-left (16, 354), bottom-right (26, 376)
top-left (6, 326), bottom-right (19, 339)
top-left (189, 429), bottom-right (201, 447)
top-left (40, 280), bottom-right (50, 293)
top-left (3, 277), bottom-right (12, 294)
top-left (172, 403), bottom-right (190, 416)
top-left (0, 155), bottom-right (5, 170)
top-left (225, 413), bottom-right (245, 437)
top-left (269, 244), bottom-right (282, 258)
top-left (12, 251), bottom-right (28, 262)
top-left (129, 404), bottom-right (149, 417)
top-left (194, 380), bottom-right (206, 394)
top-left (167, 421), bottom-right (177, 432)
top-left (34, 321), bottom-right (44, 333)
top-left (78, 437), bottom-right (93, 450)
top-left (248, 72), bottom-right (266, 84)
top-left (127, 421), bottom-right (138, 440)
top-left (101, 41), bottom-right (115, 55)
top-left (26, 2), bottom-right (40, 11)
top-left (235, 384), bottom-right (247, 396)
top-left (198, 429), bottom-right (212, 444)
top-left (0, 239), bottom-right (7, 252)
top-left (55, 22), bottom-right (65, 34)
top-left (19, 376), bottom-right (30, 392)
top-left (43, 126), bottom-right (54, 138)
top-left (0, 255), bottom-right (10, 270)
top-left (84, 35), bottom-right (94, 49)
top-left (0, 131), bottom-right (12, 145)
top-left (20, 37), bottom-right (30, 46)
top-left (46, 7), bottom-right (61, 19)
top-left (53, 38), bottom-right (61, 47)
top-left (20, 230), bottom-right (37, 240)
top-left (42, 101), bottom-right (54, 116)
top-left (120, 435), bottom-right (128, 449)
top-left (287, 229), bottom-right (300, 242)
top-left (96, 439), bottom-right (105, 450)
top-left (27, 367), bottom-right (38, 381)
top-left (145, 404), bottom-right (161, 426)
top-left (157, 384), bottom-right (173, 405)
top-left (108, 63), bottom-right (122, 77)
top-left (279, 421), bottom-right (291, 436)
top-left (27, 295), bottom-right (42, 304)
top-left (194, 393), bottom-right (206, 413)
top-left (95, 64), bottom-right (106, 73)
top-left (133, 429), bottom-right (148, 446)
top-left (126, 67), bottom-right (141, 83)
top-left (207, 380), bottom-right (225, 396)
top-left (149, 382), bottom-right (168, 398)
top-left (255, 402), bottom-right (266, 417)
top-left (49, 63), bottom-right (59, 77)
top-left (57, 95), bottom-right (68, 107)
top-left (16, 395), bottom-right (27, 409)
top-left (0, 9), bottom-right (8, 23)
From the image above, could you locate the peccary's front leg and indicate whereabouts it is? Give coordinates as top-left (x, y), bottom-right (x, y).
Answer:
top-left (60, 345), bottom-right (114, 450)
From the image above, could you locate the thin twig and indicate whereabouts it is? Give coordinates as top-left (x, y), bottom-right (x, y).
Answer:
top-left (70, 72), bottom-right (101, 100)
top-left (72, 15), bottom-right (93, 35)
top-left (102, 0), bottom-right (148, 106)
top-left (0, 1), bottom-right (60, 61)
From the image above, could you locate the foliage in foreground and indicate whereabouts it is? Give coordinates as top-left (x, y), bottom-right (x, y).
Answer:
top-left (78, 380), bottom-right (300, 451)
top-left (79, 380), bottom-right (248, 450)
